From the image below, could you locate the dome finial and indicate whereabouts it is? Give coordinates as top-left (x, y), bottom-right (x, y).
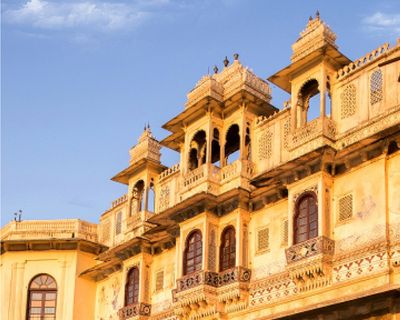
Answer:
top-left (223, 56), bottom-right (229, 67)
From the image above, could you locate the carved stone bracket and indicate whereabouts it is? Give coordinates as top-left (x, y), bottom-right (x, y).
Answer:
top-left (118, 303), bottom-right (151, 320)
top-left (285, 236), bottom-right (335, 292)
top-left (173, 267), bottom-right (251, 319)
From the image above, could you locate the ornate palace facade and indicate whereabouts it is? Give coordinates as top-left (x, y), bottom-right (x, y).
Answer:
top-left (2, 14), bottom-right (400, 320)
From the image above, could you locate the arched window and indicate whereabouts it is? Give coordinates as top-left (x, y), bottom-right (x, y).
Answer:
top-left (27, 274), bottom-right (57, 320)
top-left (183, 230), bottom-right (202, 275)
top-left (294, 192), bottom-right (318, 244)
top-left (125, 267), bottom-right (139, 306)
top-left (219, 226), bottom-right (236, 271)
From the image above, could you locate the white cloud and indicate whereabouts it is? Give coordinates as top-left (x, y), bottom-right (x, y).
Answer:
top-left (363, 12), bottom-right (400, 35)
top-left (3, 0), bottom-right (169, 33)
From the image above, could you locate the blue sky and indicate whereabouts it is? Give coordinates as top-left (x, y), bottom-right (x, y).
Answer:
top-left (2, 0), bottom-right (399, 225)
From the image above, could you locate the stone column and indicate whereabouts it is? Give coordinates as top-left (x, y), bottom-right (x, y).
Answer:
top-left (320, 68), bottom-right (326, 118)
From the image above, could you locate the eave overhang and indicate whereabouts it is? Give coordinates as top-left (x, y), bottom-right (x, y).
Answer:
top-left (161, 91), bottom-right (278, 151)
top-left (0, 238), bottom-right (107, 255)
top-left (268, 44), bottom-right (351, 93)
top-left (111, 158), bottom-right (167, 184)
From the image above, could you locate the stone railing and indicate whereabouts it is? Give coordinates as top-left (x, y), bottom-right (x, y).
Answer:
top-left (336, 43), bottom-right (390, 81)
top-left (285, 236), bottom-right (335, 264)
top-left (159, 163), bottom-right (180, 181)
top-left (175, 267), bottom-right (251, 293)
top-left (127, 210), bottom-right (153, 228)
top-left (181, 164), bottom-right (220, 191)
top-left (220, 160), bottom-right (254, 183)
top-left (112, 194), bottom-right (128, 208)
top-left (0, 219), bottom-right (98, 242)
top-left (118, 303), bottom-right (151, 319)
top-left (290, 117), bottom-right (336, 149)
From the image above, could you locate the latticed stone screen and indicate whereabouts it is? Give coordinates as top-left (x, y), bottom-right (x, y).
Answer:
top-left (101, 220), bottom-right (110, 242)
top-left (281, 219), bottom-right (288, 246)
top-left (340, 84), bottom-right (356, 119)
top-left (338, 194), bottom-right (353, 222)
top-left (283, 118), bottom-right (290, 150)
top-left (370, 69), bottom-right (383, 105)
top-left (258, 130), bottom-right (273, 160)
top-left (155, 270), bottom-right (164, 291)
top-left (257, 227), bottom-right (269, 252)
top-left (115, 211), bottom-right (122, 235)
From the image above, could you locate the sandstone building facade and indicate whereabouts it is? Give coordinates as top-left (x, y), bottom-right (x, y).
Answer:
top-left (1, 14), bottom-right (400, 320)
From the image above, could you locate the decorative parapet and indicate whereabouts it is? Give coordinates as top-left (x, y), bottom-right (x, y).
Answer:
top-left (186, 76), bottom-right (224, 109)
top-left (291, 14), bottom-right (337, 63)
top-left (118, 303), bottom-right (151, 320)
top-left (336, 43), bottom-right (390, 81)
top-left (185, 60), bottom-right (271, 109)
top-left (285, 236), bottom-right (335, 292)
top-left (129, 127), bottom-right (161, 165)
top-left (289, 117), bottom-right (336, 150)
top-left (159, 163), bottom-right (180, 182)
top-left (112, 194), bottom-right (128, 208)
top-left (0, 219), bottom-right (98, 242)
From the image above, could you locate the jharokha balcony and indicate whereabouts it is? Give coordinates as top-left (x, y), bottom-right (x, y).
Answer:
top-left (173, 267), bottom-right (251, 318)
top-left (118, 302), bottom-right (151, 320)
top-left (179, 160), bottom-right (255, 201)
top-left (285, 236), bottom-right (335, 292)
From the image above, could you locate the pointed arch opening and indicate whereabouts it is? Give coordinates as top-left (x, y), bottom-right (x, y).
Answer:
top-left (27, 274), bottom-right (57, 320)
top-left (188, 130), bottom-right (207, 171)
top-left (297, 79), bottom-right (320, 126)
top-left (131, 180), bottom-right (145, 215)
top-left (224, 124), bottom-right (240, 165)
top-left (211, 128), bottom-right (221, 167)
top-left (147, 180), bottom-right (155, 213)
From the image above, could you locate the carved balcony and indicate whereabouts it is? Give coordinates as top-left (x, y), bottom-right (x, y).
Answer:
top-left (118, 303), bottom-right (151, 320)
top-left (285, 236), bottom-right (335, 292)
top-left (220, 160), bottom-right (254, 192)
top-left (180, 164), bottom-right (221, 200)
top-left (216, 267), bottom-right (252, 314)
top-left (125, 211), bottom-right (155, 239)
top-left (173, 267), bottom-right (251, 318)
top-left (289, 117), bottom-right (336, 154)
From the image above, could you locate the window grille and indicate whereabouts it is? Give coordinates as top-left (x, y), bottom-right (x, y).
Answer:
top-left (340, 84), bottom-right (356, 119)
top-left (338, 193), bottom-right (353, 222)
top-left (155, 270), bottom-right (164, 291)
top-left (257, 227), bottom-right (269, 252)
top-left (370, 69), bottom-right (383, 105)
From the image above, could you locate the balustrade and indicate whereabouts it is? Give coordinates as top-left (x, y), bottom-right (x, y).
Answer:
top-left (290, 117), bottom-right (336, 150)
top-left (112, 194), bottom-right (128, 208)
top-left (1, 219), bottom-right (98, 242)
